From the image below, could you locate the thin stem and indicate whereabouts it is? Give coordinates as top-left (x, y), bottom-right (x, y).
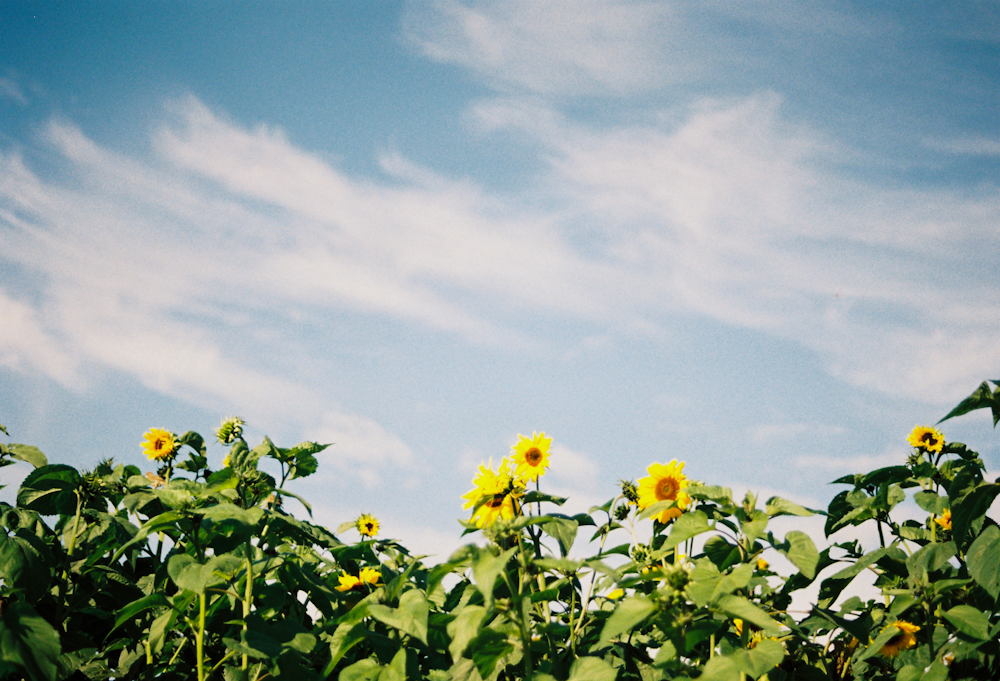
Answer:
top-left (243, 542), bottom-right (254, 672)
top-left (197, 592), bottom-right (207, 681)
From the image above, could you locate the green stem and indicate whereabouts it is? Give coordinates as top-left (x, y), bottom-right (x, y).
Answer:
top-left (243, 542), bottom-right (254, 672)
top-left (197, 592), bottom-right (207, 681)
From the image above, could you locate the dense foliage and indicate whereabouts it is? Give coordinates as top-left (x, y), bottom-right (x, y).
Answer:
top-left (1, 382), bottom-right (999, 680)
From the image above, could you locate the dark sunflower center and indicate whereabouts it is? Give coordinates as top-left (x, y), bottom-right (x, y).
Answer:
top-left (656, 478), bottom-right (679, 500)
top-left (525, 448), bottom-right (542, 466)
top-left (921, 433), bottom-right (938, 447)
top-left (886, 632), bottom-right (906, 646)
top-left (364, 522), bottom-right (374, 532)
top-left (486, 494), bottom-right (505, 509)
top-left (154, 439), bottom-right (166, 451)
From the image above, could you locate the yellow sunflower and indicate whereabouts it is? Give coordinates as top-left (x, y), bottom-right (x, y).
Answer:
top-left (461, 459), bottom-right (519, 528)
top-left (756, 557), bottom-right (769, 571)
top-left (934, 509), bottom-right (952, 531)
top-left (879, 621), bottom-right (920, 658)
top-left (359, 567), bottom-right (381, 585)
top-left (141, 428), bottom-right (176, 461)
top-left (907, 425), bottom-right (944, 453)
top-left (335, 573), bottom-right (362, 592)
top-left (637, 459), bottom-right (691, 523)
top-left (356, 513), bottom-right (379, 537)
top-left (511, 432), bottom-right (552, 482)
top-left (335, 567), bottom-right (381, 592)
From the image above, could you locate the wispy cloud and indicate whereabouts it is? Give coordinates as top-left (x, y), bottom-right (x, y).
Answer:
top-left (403, 0), bottom-right (683, 96)
top-left (0, 77), bottom-right (28, 107)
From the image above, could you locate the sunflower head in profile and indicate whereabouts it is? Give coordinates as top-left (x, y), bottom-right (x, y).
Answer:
top-left (462, 458), bottom-right (520, 528)
top-left (907, 425), bottom-right (944, 453)
top-left (335, 573), bottom-right (362, 592)
top-left (511, 432), bottom-right (552, 483)
top-left (215, 416), bottom-right (245, 445)
top-left (934, 509), bottom-right (952, 531)
top-left (879, 621), bottom-right (920, 658)
top-left (637, 459), bottom-right (691, 523)
top-left (356, 513), bottom-right (380, 538)
top-left (358, 566), bottom-right (381, 586)
top-left (141, 428), bottom-right (177, 462)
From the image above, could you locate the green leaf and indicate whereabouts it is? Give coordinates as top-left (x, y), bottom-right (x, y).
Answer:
top-left (938, 380), bottom-right (1000, 425)
top-left (712, 563), bottom-right (754, 600)
top-left (0, 424), bottom-right (7, 436)
top-left (108, 593), bottom-right (171, 636)
top-left (7, 445), bottom-right (47, 469)
top-left (942, 605), bottom-right (991, 640)
top-left (0, 530), bottom-right (51, 602)
top-left (366, 593), bottom-right (428, 645)
top-left (764, 496), bottom-right (816, 517)
top-left (0, 601), bottom-right (62, 681)
top-left (469, 628), bottom-right (513, 679)
top-left (713, 594), bottom-right (780, 634)
top-left (566, 656), bottom-right (618, 681)
top-left (967, 525), bottom-right (1000, 600)
top-left (858, 624), bottom-right (902, 662)
top-left (738, 510), bottom-right (769, 542)
top-left (542, 517), bottom-right (578, 557)
top-left (950, 481), bottom-right (1000, 547)
top-left (339, 658), bottom-right (381, 681)
top-left (167, 553), bottom-right (242, 593)
top-left (16, 465), bottom-right (81, 515)
top-left (810, 606), bottom-right (870, 643)
top-left (729, 638), bottom-right (784, 679)
top-left (446, 605), bottom-right (488, 660)
top-left (906, 541), bottom-right (956, 576)
top-left (661, 510), bottom-right (711, 551)
top-left (471, 546), bottom-right (515, 609)
top-left (275, 488), bottom-right (312, 517)
top-left (322, 623), bottom-right (367, 676)
top-left (697, 654), bottom-right (741, 681)
top-left (599, 595), bottom-right (657, 644)
top-left (703, 535), bottom-right (741, 571)
top-left (913, 491), bottom-right (949, 514)
top-left (778, 530), bottom-right (819, 580)
top-left (522, 490), bottom-right (568, 506)
top-left (686, 485), bottom-right (733, 504)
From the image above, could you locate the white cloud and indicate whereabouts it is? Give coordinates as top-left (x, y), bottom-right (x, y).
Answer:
top-left (403, 0), bottom-right (681, 96)
top-left (0, 77), bottom-right (28, 107)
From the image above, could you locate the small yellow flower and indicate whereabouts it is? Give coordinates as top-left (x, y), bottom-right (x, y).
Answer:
top-left (734, 618), bottom-right (745, 636)
top-left (757, 557), bottom-right (769, 570)
top-left (511, 432), bottom-right (552, 483)
top-left (606, 588), bottom-right (625, 600)
top-left (934, 509), bottom-right (952, 531)
top-left (335, 573), bottom-right (362, 592)
top-left (356, 513), bottom-right (379, 537)
top-left (141, 428), bottom-right (176, 461)
top-left (359, 566), bottom-right (381, 586)
top-left (907, 425), bottom-right (944, 453)
top-left (637, 460), bottom-right (691, 523)
top-left (222, 453), bottom-right (231, 468)
top-left (879, 621), bottom-right (920, 658)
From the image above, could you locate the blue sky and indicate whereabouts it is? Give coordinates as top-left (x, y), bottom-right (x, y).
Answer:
top-left (2, 1), bottom-right (999, 557)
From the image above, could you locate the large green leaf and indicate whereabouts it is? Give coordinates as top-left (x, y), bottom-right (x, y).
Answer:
top-left (938, 380), bottom-right (1000, 425)
top-left (0, 601), bottom-right (62, 681)
top-left (727, 638), bottom-right (784, 679)
top-left (764, 496), bottom-right (816, 517)
top-left (366, 591), bottom-right (428, 645)
top-left (7, 445), bottom-right (47, 469)
top-left (16, 465), bottom-right (81, 515)
top-left (713, 594), bottom-right (780, 634)
top-left (950, 480), bottom-right (1000, 548)
top-left (471, 546), bottom-right (515, 609)
top-left (446, 605), bottom-right (489, 660)
top-left (167, 553), bottom-right (242, 593)
top-left (541, 517), bottom-right (578, 557)
top-left (906, 541), bottom-right (956, 576)
top-left (967, 525), bottom-right (1000, 600)
top-left (660, 510), bottom-right (711, 551)
top-left (599, 595), bottom-right (657, 644)
top-left (775, 530), bottom-right (819, 580)
top-left (942, 605), bottom-right (990, 640)
top-left (109, 593), bottom-right (171, 636)
top-left (0, 531), bottom-right (51, 602)
top-left (566, 656), bottom-right (618, 681)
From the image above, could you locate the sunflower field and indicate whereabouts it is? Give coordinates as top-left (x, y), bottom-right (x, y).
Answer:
top-left (1, 383), bottom-right (999, 681)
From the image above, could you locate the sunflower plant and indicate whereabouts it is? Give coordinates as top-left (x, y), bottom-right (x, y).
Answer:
top-left (0, 383), bottom-right (998, 681)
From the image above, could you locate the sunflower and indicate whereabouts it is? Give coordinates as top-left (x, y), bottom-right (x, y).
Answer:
top-left (359, 567), bottom-right (381, 586)
top-left (756, 557), bottom-right (769, 571)
top-left (335, 567), bottom-right (381, 592)
top-left (878, 621), bottom-right (920, 658)
top-left (356, 513), bottom-right (379, 538)
top-left (907, 425), bottom-right (944, 453)
top-left (461, 459), bottom-right (519, 528)
top-left (636, 459), bottom-right (691, 523)
top-left (141, 428), bottom-right (176, 461)
top-left (222, 453), bottom-right (231, 468)
top-left (335, 573), bottom-right (362, 592)
top-left (511, 432), bottom-right (552, 482)
top-left (934, 509), bottom-right (952, 531)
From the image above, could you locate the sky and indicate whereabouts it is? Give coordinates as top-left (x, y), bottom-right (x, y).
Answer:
top-left (2, 1), bottom-right (1000, 561)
